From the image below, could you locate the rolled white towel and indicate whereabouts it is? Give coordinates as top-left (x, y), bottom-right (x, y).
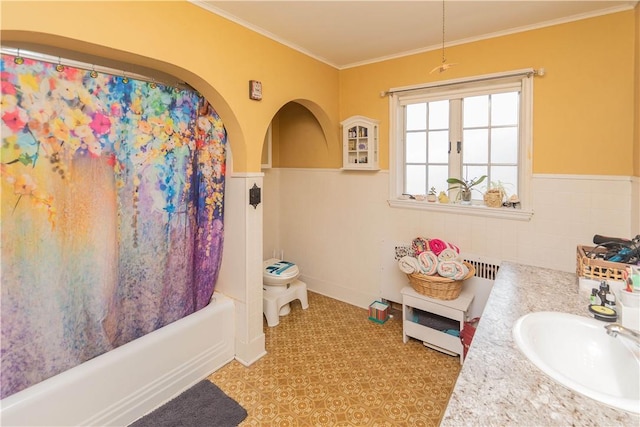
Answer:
top-left (437, 248), bottom-right (459, 262)
top-left (454, 263), bottom-right (469, 280)
top-left (417, 251), bottom-right (439, 275)
top-left (437, 260), bottom-right (468, 280)
top-left (398, 256), bottom-right (420, 274)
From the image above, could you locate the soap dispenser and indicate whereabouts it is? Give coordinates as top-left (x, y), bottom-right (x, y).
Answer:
top-left (591, 281), bottom-right (608, 306)
top-left (597, 281), bottom-right (609, 306)
top-left (605, 289), bottom-right (616, 309)
top-left (588, 280), bottom-right (618, 322)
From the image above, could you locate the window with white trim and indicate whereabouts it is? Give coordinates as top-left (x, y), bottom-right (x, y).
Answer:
top-left (389, 70), bottom-right (534, 219)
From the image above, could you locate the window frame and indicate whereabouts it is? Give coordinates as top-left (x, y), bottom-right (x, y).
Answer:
top-left (388, 69), bottom-right (534, 221)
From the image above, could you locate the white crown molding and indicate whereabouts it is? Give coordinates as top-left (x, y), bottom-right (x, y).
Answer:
top-left (189, 1), bottom-right (637, 71)
top-left (267, 167), bottom-right (341, 173)
top-left (229, 171), bottom-right (265, 179)
top-left (188, 0), bottom-right (336, 68)
top-left (268, 169), bottom-right (634, 182)
top-left (343, 3), bottom-right (637, 70)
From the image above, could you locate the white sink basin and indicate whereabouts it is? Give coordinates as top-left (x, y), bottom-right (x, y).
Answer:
top-left (513, 311), bottom-right (640, 414)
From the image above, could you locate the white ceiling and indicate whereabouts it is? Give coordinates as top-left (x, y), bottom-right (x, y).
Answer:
top-left (192, 0), bottom-right (637, 69)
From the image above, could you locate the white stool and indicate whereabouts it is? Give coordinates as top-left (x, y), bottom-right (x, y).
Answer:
top-left (263, 279), bottom-right (309, 327)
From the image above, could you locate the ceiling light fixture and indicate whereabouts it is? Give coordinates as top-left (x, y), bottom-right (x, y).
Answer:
top-left (430, 0), bottom-right (457, 74)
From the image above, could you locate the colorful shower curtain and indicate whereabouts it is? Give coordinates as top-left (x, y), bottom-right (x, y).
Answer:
top-left (0, 54), bottom-right (227, 399)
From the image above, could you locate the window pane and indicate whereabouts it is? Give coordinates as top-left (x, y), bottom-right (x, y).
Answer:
top-left (405, 132), bottom-right (426, 163)
top-left (463, 95), bottom-right (489, 128)
top-left (491, 127), bottom-right (518, 163)
top-left (428, 100), bottom-right (449, 129)
top-left (490, 166), bottom-right (518, 196)
top-left (406, 165), bottom-right (426, 194)
top-left (463, 129), bottom-right (488, 163)
top-left (491, 92), bottom-right (519, 126)
top-left (428, 130), bottom-right (448, 163)
top-left (406, 103), bottom-right (426, 131)
top-left (428, 165), bottom-right (448, 194)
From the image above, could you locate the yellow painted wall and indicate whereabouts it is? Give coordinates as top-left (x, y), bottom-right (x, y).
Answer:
top-left (1, 2), bottom-right (637, 176)
top-left (634, 3), bottom-right (640, 177)
top-left (0, 0), bottom-right (340, 172)
top-left (272, 102), bottom-right (338, 169)
top-left (340, 10), bottom-right (637, 175)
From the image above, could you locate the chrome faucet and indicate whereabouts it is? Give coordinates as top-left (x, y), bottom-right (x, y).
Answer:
top-left (605, 323), bottom-right (640, 345)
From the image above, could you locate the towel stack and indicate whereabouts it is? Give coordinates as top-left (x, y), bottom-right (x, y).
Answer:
top-left (398, 256), bottom-right (420, 274)
top-left (436, 260), bottom-right (468, 280)
top-left (398, 237), bottom-right (469, 280)
top-left (426, 238), bottom-right (460, 256)
top-left (418, 251), bottom-right (438, 275)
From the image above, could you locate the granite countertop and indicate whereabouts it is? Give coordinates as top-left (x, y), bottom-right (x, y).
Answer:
top-left (440, 261), bottom-right (640, 426)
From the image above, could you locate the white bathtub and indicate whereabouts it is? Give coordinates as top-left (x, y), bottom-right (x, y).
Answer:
top-left (0, 292), bottom-right (235, 427)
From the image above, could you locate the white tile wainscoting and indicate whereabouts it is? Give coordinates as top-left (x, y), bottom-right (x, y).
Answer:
top-left (263, 168), bottom-right (636, 308)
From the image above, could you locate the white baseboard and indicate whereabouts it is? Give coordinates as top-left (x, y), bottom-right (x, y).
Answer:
top-left (235, 333), bottom-right (267, 367)
top-left (302, 274), bottom-right (377, 310)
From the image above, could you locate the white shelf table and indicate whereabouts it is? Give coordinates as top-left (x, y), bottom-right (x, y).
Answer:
top-left (401, 285), bottom-right (474, 364)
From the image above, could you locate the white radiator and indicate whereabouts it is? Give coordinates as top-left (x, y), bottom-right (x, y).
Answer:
top-left (458, 255), bottom-right (500, 319)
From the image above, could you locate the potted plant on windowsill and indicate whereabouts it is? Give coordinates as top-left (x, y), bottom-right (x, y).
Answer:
top-left (483, 180), bottom-right (509, 208)
top-left (446, 175), bottom-right (487, 205)
top-left (427, 186), bottom-right (437, 202)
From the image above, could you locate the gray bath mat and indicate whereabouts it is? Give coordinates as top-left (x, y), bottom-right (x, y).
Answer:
top-left (129, 380), bottom-right (247, 427)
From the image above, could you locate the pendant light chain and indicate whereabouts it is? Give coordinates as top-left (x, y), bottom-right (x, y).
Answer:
top-left (441, 0), bottom-right (446, 64)
top-left (430, 0), bottom-right (458, 73)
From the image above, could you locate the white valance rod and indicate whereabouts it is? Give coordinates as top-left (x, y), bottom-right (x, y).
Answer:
top-left (381, 67), bottom-right (544, 97)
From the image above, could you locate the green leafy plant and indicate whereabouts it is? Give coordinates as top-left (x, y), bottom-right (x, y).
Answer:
top-left (426, 186), bottom-right (437, 202)
top-left (484, 180), bottom-right (516, 207)
top-left (446, 175), bottom-right (487, 193)
top-left (488, 180), bottom-right (512, 194)
top-left (447, 175), bottom-right (487, 203)
top-left (484, 180), bottom-right (508, 207)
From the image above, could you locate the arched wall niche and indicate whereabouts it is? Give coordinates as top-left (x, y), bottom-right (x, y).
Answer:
top-left (267, 99), bottom-right (340, 169)
top-left (291, 98), bottom-right (336, 149)
top-left (0, 30), bottom-right (247, 166)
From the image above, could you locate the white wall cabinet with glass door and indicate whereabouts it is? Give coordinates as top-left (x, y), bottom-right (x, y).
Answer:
top-left (341, 116), bottom-right (379, 170)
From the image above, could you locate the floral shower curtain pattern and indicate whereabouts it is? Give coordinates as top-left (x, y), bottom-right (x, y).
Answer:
top-left (0, 54), bottom-right (227, 398)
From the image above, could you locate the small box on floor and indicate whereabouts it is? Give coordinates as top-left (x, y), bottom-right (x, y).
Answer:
top-left (368, 300), bottom-right (390, 324)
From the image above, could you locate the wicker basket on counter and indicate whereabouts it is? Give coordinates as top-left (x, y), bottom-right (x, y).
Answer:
top-left (407, 262), bottom-right (475, 300)
top-left (576, 245), bottom-right (627, 281)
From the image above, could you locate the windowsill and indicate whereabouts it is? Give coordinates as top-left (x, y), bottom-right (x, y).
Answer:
top-left (387, 198), bottom-right (533, 221)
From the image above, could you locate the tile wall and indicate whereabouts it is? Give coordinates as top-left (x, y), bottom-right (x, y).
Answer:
top-left (263, 168), bottom-right (635, 308)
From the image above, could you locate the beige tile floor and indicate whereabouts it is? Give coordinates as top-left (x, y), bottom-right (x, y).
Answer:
top-left (209, 291), bottom-right (461, 426)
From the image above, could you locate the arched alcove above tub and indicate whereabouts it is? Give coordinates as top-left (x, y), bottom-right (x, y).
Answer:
top-left (269, 101), bottom-right (341, 170)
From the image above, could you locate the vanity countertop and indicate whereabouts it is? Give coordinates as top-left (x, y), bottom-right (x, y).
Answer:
top-left (440, 261), bottom-right (639, 426)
